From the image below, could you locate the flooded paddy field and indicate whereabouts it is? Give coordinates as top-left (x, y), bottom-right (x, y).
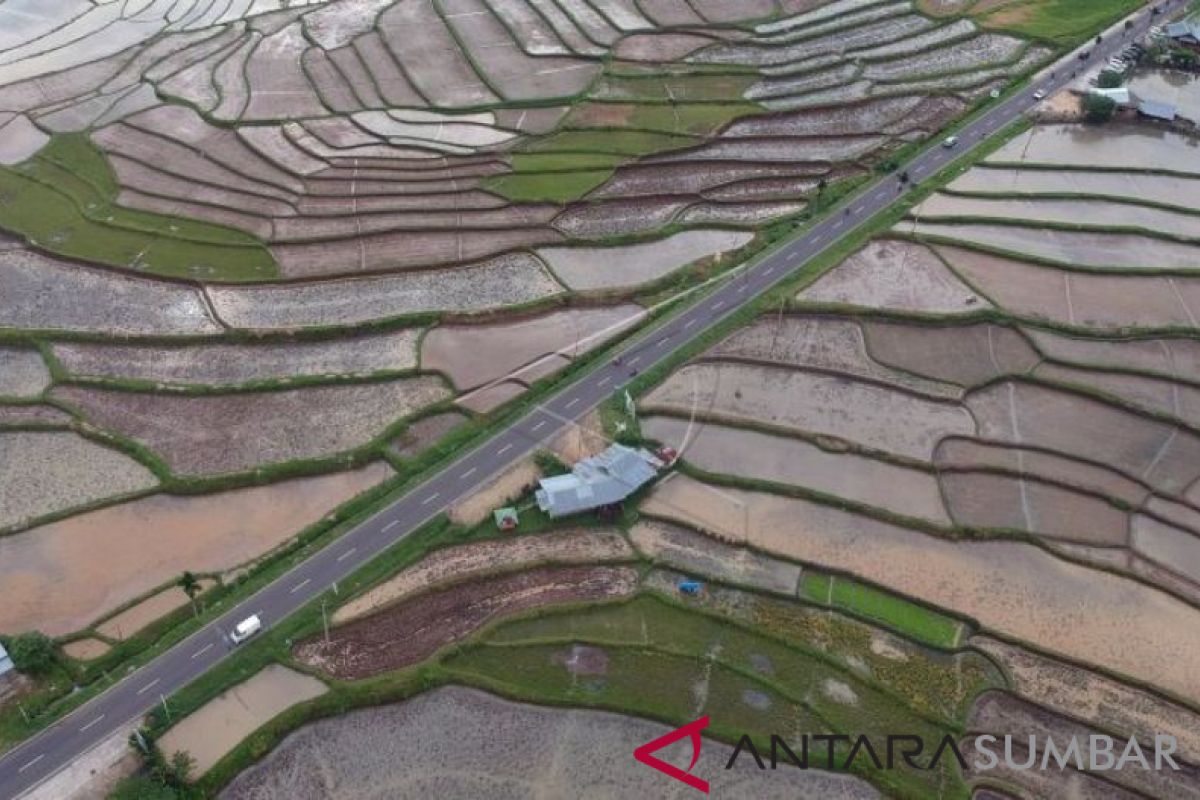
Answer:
top-left (0, 463), bottom-right (390, 636)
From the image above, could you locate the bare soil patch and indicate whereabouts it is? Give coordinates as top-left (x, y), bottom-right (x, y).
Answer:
top-left (389, 411), bottom-right (468, 459)
top-left (643, 475), bottom-right (1200, 702)
top-left (96, 580), bottom-right (215, 640)
top-left (966, 380), bottom-right (1200, 497)
top-left (643, 361), bottom-right (975, 460)
top-left (53, 378), bottom-right (448, 476)
top-left (798, 239), bottom-right (990, 313)
top-left (220, 686), bottom-right (881, 799)
top-left (446, 458), bottom-right (541, 526)
top-left (159, 665), bottom-right (327, 776)
top-left (422, 305), bottom-right (641, 391)
top-left (53, 330), bottom-right (421, 387)
top-left (711, 314), bottom-right (959, 398)
top-left (0, 431), bottom-right (158, 532)
top-left (971, 635), bottom-right (1200, 762)
top-left (937, 244), bottom-right (1200, 330)
top-left (911, 221), bottom-right (1200, 272)
top-left (989, 124), bottom-right (1200, 176)
top-left (62, 638), bottom-right (111, 661)
top-left (297, 566), bottom-right (638, 679)
top-left (644, 415), bottom-right (951, 524)
top-left (208, 253), bottom-right (564, 331)
top-left (940, 471), bottom-right (1129, 545)
top-left (0, 463), bottom-right (390, 636)
top-left (335, 529), bottom-right (633, 623)
top-left (0, 347), bottom-right (50, 398)
top-left (630, 518), bottom-right (801, 595)
top-left (0, 248), bottom-right (219, 336)
top-left (537, 230), bottom-right (752, 291)
top-left (934, 437), bottom-right (1150, 507)
top-left (862, 321), bottom-right (1040, 388)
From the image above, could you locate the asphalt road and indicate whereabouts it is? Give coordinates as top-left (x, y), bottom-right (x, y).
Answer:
top-left (0, 4), bottom-right (1181, 796)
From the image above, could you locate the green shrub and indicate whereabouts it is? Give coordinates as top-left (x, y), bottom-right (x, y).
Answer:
top-left (4, 632), bottom-right (59, 675)
top-left (1082, 93), bottom-right (1117, 122)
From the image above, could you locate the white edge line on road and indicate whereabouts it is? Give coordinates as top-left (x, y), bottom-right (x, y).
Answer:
top-left (18, 754), bottom-right (44, 773)
top-left (289, 578), bottom-right (311, 594)
top-left (382, 519), bottom-right (399, 532)
top-left (136, 678), bottom-right (159, 696)
top-left (79, 715), bottom-right (104, 733)
top-left (191, 642), bottom-right (213, 660)
top-left (336, 547), bottom-right (357, 562)
top-left (420, 491), bottom-right (440, 505)
top-left (497, 442), bottom-right (514, 455)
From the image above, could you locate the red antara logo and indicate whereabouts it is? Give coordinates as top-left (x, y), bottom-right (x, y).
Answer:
top-left (633, 716), bottom-right (710, 794)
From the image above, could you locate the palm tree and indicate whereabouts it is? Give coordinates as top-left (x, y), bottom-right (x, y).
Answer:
top-left (178, 572), bottom-right (201, 616)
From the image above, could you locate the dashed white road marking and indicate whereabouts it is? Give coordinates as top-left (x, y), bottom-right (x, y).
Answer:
top-left (531, 420), bottom-right (546, 432)
top-left (18, 755), bottom-right (43, 773)
top-left (497, 443), bottom-right (514, 455)
top-left (290, 578), bottom-right (311, 594)
top-left (597, 376), bottom-right (612, 388)
top-left (382, 519), bottom-right (399, 532)
top-left (460, 467), bottom-right (478, 480)
top-left (137, 678), bottom-right (160, 696)
top-left (564, 397), bottom-right (580, 409)
top-left (684, 319), bottom-right (697, 330)
top-left (191, 642), bottom-right (214, 659)
top-left (421, 492), bottom-right (440, 505)
top-left (80, 715), bottom-right (104, 733)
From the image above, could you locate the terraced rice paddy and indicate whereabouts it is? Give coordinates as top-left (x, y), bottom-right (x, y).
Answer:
top-left (220, 687), bottom-right (881, 799)
top-left (0, 1), bottom-right (1059, 649)
top-left (0, 463), bottom-right (391, 637)
top-left (630, 117), bottom-right (1200, 785)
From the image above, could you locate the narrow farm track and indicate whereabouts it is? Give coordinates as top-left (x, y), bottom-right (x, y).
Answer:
top-left (0, 3), bottom-right (1181, 796)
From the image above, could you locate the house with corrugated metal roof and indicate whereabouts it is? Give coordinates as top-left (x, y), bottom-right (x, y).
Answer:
top-left (1138, 99), bottom-right (1178, 121)
top-left (0, 642), bottom-right (14, 677)
top-left (1165, 20), bottom-right (1200, 46)
top-left (535, 444), bottom-right (662, 518)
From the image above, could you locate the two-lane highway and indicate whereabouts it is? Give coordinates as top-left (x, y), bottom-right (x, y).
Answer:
top-left (0, 3), bottom-right (1182, 796)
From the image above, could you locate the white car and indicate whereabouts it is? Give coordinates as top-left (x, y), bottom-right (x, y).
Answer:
top-left (1033, 89), bottom-right (1047, 100)
top-left (230, 614), bottom-right (262, 644)
top-left (942, 136), bottom-right (959, 148)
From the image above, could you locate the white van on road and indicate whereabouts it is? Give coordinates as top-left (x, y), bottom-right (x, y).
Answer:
top-left (229, 614), bottom-right (262, 645)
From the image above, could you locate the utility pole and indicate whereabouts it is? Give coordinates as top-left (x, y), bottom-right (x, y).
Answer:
top-left (321, 599), bottom-right (330, 645)
top-left (160, 694), bottom-right (171, 724)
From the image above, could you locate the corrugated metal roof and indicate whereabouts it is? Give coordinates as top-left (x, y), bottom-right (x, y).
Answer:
top-left (535, 444), bottom-right (661, 517)
top-left (1139, 100), bottom-right (1178, 120)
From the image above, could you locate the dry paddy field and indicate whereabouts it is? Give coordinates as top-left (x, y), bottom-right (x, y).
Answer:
top-left (628, 115), bottom-right (1200, 737)
top-left (641, 475), bottom-right (1200, 702)
top-left (0, 463), bottom-right (391, 637)
top-left (220, 686), bottom-right (881, 799)
top-left (0, 0), bottom-right (1060, 651)
top-left (159, 665), bottom-right (328, 777)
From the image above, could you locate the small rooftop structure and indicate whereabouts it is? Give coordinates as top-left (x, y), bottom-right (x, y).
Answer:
top-left (1165, 20), bottom-right (1200, 45)
top-left (535, 443), bottom-right (662, 518)
top-left (1089, 87), bottom-right (1132, 105)
top-left (1139, 99), bottom-right (1178, 121)
top-left (493, 506), bottom-right (520, 531)
top-left (0, 642), bottom-right (14, 676)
